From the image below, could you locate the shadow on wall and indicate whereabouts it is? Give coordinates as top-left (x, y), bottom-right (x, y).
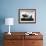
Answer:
top-left (0, 16), bottom-right (5, 46)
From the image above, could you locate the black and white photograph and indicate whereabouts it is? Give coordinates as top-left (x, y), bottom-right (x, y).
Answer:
top-left (18, 9), bottom-right (36, 23)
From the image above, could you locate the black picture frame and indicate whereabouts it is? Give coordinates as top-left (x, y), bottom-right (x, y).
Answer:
top-left (18, 9), bottom-right (36, 24)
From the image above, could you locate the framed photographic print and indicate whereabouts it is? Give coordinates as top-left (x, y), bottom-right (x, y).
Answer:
top-left (18, 9), bottom-right (36, 23)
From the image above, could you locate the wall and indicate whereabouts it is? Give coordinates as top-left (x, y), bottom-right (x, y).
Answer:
top-left (0, 0), bottom-right (46, 46)
top-left (0, 0), bottom-right (46, 32)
